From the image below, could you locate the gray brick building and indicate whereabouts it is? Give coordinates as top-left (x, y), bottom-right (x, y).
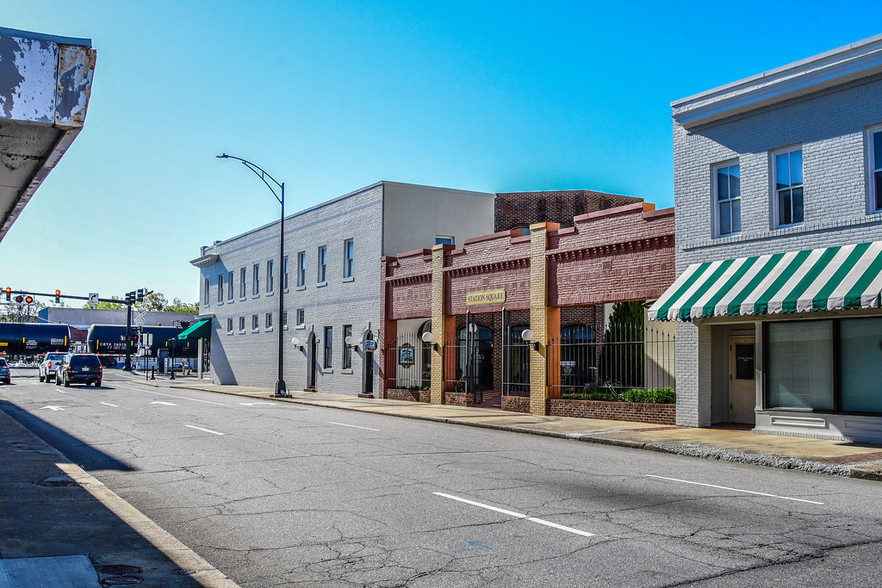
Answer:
top-left (651, 35), bottom-right (882, 442)
top-left (192, 181), bottom-right (496, 395)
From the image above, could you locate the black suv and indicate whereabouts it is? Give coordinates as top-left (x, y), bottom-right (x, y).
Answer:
top-left (55, 354), bottom-right (103, 387)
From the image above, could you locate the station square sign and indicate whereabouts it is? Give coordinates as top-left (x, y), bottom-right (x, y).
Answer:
top-left (466, 289), bottom-right (506, 306)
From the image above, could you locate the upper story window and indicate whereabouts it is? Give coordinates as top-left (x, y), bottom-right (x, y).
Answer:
top-left (714, 163), bottom-right (741, 237)
top-left (240, 268), bottom-right (246, 298)
top-left (283, 256), bottom-right (289, 290)
top-left (296, 308), bottom-right (305, 327)
top-left (343, 238), bottom-right (354, 279)
top-left (435, 236), bottom-right (454, 245)
top-left (267, 260), bottom-right (274, 293)
top-left (317, 246), bottom-right (327, 283)
top-left (217, 273), bottom-right (224, 303)
top-left (227, 318), bottom-right (233, 333)
top-left (773, 148), bottom-right (803, 227)
top-left (252, 314), bottom-right (259, 330)
top-left (870, 127), bottom-right (882, 213)
top-left (227, 271), bottom-right (233, 301)
top-left (297, 251), bottom-right (306, 287)
top-left (204, 278), bottom-right (210, 306)
top-left (239, 316), bottom-right (245, 332)
top-left (252, 263), bottom-right (260, 295)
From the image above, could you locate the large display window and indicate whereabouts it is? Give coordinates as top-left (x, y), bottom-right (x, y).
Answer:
top-left (765, 316), bottom-right (882, 414)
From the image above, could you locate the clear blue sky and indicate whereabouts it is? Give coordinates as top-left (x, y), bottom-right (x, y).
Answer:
top-left (2, 1), bottom-right (879, 305)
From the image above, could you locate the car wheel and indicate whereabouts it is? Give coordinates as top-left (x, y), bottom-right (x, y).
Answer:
top-left (39, 373), bottom-right (45, 382)
top-left (3, 379), bottom-right (9, 385)
top-left (95, 380), bottom-right (101, 387)
top-left (55, 376), bottom-right (60, 386)
top-left (63, 375), bottom-right (70, 387)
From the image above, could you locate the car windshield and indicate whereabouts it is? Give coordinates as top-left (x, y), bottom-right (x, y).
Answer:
top-left (46, 354), bottom-right (65, 361)
top-left (70, 355), bottom-right (101, 368)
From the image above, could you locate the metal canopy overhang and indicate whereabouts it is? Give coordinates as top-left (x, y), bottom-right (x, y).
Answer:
top-left (649, 241), bottom-right (882, 321)
top-left (178, 319), bottom-right (212, 340)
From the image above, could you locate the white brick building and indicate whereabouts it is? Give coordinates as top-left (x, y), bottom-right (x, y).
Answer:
top-left (192, 181), bottom-right (495, 395)
top-left (651, 36), bottom-right (882, 442)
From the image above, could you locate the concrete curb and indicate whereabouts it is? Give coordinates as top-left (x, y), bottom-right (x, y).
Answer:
top-left (128, 377), bottom-right (882, 482)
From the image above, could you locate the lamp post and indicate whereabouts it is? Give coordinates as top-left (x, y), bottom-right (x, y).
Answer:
top-left (216, 153), bottom-right (288, 397)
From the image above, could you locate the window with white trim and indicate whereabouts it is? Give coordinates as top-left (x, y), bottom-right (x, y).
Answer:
top-left (252, 263), bottom-right (260, 295)
top-left (297, 251), bottom-right (306, 287)
top-left (265, 312), bottom-right (273, 329)
top-left (869, 127), bottom-right (882, 213)
top-left (240, 268), bottom-right (246, 298)
top-left (435, 236), bottom-right (454, 245)
top-left (283, 256), bottom-right (289, 290)
top-left (323, 326), bottom-right (333, 368)
top-left (267, 260), bottom-right (274, 293)
top-left (227, 318), bottom-right (233, 333)
top-left (252, 314), bottom-right (259, 330)
top-left (239, 316), bottom-right (245, 332)
top-left (296, 308), bottom-right (305, 327)
top-left (713, 163), bottom-right (741, 237)
top-left (227, 271), bottom-right (234, 301)
top-left (318, 246), bottom-right (327, 283)
top-left (773, 148), bottom-right (803, 227)
top-left (204, 278), bottom-right (210, 306)
top-left (343, 238), bottom-right (354, 279)
top-left (217, 273), bottom-right (224, 303)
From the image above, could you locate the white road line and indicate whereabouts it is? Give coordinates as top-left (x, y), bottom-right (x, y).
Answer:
top-left (434, 492), bottom-right (595, 537)
top-left (185, 425), bottom-right (225, 436)
top-left (646, 475), bottom-right (825, 505)
top-left (100, 402), bottom-right (118, 408)
top-left (151, 401), bottom-right (177, 406)
top-left (126, 388), bottom-right (227, 406)
top-left (328, 421), bottom-right (381, 432)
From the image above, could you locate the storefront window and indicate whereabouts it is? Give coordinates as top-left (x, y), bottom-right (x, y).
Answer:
top-left (767, 321), bottom-right (833, 410)
top-left (841, 318), bottom-right (882, 413)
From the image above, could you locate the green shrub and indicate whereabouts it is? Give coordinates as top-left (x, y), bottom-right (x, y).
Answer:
top-left (622, 387), bottom-right (676, 404)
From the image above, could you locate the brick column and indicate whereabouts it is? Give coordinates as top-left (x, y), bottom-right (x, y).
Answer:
top-left (430, 244), bottom-right (448, 405)
top-left (528, 222), bottom-right (559, 415)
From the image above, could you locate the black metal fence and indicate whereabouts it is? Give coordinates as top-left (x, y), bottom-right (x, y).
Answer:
top-left (383, 333), bottom-right (430, 390)
top-left (547, 322), bottom-right (674, 397)
top-left (501, 326), bottom-right (530, 397)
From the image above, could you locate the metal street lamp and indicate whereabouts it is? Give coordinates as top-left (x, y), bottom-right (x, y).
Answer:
top-left (217, 153), bottom-right (288, 397)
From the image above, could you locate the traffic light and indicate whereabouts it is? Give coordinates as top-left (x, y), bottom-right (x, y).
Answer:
top-left (14, 295), bottom-right (23, 303)
top-left (55, 290), bottom-right (61, 303)
top-left (4, 287), bottom-right (9, 301)
top-left (136, 288), bottom-right (144, 302)
top-left (24, 296), bottom-right (33, 304)
top-left (125, 291), bottom-right (135, 304)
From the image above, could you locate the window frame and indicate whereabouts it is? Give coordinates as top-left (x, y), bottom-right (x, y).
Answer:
top-left (323, 326), bottom-right (333, 369)
top-left (217, 273), bottom-right (224, 303)
top-left (265, 312), bottom-right (273, 330)
top-left (240, 268), bottom-right (246, 299)
top-left (227, 271), bottom-right (234, 301)
top-left (227, 318), bottom-right (233, 333)
top-left (267, 260), bottom-right (274, 294)
top-left (712, 161), bottom-right (742, 238)
top-left (434, 235), bottom-right (454, 246)
top-left (238, 316), bottom-right (245, 333)
top-left (203, 278), bottom-right (210, 306)
top-left (251, 314), bottom-right (259, 331)
top-left (283, 256), bottom-right (289, 290)
top-left (252, 263), bottom-right (260, 296)
top-left (771, 146), bottom-right (804, 228)
top-left (867, 124), bottom-right (882, 214)
top-left (297, 251), bottom-right (306, 288)
top-left (296, 308), bottom-right (305, 328)
top-left (317, 245), bottom-right (327, 284)
top-left (343, 238), bottom-right (354, 279)
top-left (342, 324), bottom-right (352, 369)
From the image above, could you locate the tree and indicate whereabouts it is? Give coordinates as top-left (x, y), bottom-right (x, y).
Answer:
top-left (136, 292), bottom-right (167, 312)
top-left (599, 301), bottom-right (645, 388)
top-left (84, 297), bottom-right (126, 310)
top-left (165, 298), bottom-right (199, 313)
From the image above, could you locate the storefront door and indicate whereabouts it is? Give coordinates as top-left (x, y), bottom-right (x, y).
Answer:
top-left (729, 336), bottom-right (756, 424)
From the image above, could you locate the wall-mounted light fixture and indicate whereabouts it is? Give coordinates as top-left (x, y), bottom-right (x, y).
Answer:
top-left (344, 335), bottom-right (360, 352)
top-left (421, 330), bottom-right (439, 351)
top-left (521, 328), bottom-right (540, 351)
top-left (291, 336), bottom-right (303, 350)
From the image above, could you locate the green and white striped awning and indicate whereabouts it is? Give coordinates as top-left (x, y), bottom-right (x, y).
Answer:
top-left (649, 241), bottom-right (882, 321)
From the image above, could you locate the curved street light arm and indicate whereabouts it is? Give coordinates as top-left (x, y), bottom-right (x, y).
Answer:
top-left (216, 153), bottom-right (284, 204)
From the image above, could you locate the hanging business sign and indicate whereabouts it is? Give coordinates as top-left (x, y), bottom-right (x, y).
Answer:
top-left (466, 289), bottom-right (506, 306)
top-left (398, 343), bottom-right (415, 366)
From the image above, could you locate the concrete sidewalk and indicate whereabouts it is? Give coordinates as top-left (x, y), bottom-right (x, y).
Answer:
top-left (136, 374), bottom-right (882, 481)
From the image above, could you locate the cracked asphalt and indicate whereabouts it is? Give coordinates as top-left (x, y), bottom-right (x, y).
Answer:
top-left (3, 369), bottom-right (882, 587)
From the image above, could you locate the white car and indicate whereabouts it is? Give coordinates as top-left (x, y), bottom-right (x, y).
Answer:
top-left (39, 352), bottom-right (67, 382)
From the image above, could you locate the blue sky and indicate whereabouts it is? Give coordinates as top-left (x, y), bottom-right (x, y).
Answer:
top-left (2, 1), bottom-right (879, 304)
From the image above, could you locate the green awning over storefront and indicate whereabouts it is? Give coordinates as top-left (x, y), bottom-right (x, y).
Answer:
top-left (649, 241), bottom-right (882, 321)
top-left (178, 319), bottom-right (212, 340)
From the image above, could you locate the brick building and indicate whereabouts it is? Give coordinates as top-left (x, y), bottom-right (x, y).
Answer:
top-left (381, 201), bottom-right (676, 419)
top-left (651, 35), bottom-right (882, 442)
top-left (495, 190), bottom-right (641, 233)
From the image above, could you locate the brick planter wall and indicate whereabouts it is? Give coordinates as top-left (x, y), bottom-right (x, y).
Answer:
top-left (384, 388), bottom-right (431, 403)
top-left (444, 391), bottom-right (478, 406)
top-left (548, 399), bottom-right (676, 425)
top-left (502, 396), bottom-right (531, 413)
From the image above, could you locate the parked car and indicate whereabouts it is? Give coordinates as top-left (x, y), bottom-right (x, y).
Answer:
top-left (39, 352), bottom-right (67, 383)
top-left (0, 358), bottom-right (10, 384)
top-left (55, 354), bottom-right (103, 387)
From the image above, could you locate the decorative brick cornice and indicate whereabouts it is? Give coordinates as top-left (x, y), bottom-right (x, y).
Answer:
top-left (444, 257), bottom-right (530, 277)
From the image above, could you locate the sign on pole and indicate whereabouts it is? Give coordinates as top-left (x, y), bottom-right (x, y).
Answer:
top-left (88, 293), bottom-right (99, 304)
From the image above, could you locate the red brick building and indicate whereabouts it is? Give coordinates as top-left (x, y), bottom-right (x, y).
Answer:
top-left (380, 201), bottom-right (676, 420)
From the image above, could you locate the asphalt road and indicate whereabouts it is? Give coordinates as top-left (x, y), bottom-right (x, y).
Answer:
top-left (3, 368), bottom-right (882, 587)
